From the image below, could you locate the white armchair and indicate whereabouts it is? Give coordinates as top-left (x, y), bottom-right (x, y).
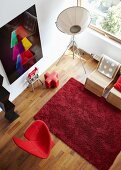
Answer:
top-left (85, 54), bottom-right (120, 97)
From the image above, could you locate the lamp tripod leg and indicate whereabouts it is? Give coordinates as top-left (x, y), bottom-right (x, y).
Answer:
top-left (73, 44), bottom-right (86, 74)
top-left (56, 35), bottom-right (86, 74)
top-left (56, 39), bottom-right (72, 66)
top-left (80, 56), bottom-right (86, 74)
top-left (72, 35), bottom-right (75, 59)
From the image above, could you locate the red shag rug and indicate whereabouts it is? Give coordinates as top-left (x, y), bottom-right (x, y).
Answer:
top-left (34, 78), bottom-right (121, 170)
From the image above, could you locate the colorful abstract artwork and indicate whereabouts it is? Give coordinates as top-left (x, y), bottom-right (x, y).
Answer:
top-left (0, 5), bottom-right (43, 84)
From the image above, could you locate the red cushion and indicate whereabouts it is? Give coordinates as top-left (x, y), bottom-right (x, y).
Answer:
top-left (114, 75), bottom-right (121, 92)
top-left (24, 120), bottom-right (50, 142)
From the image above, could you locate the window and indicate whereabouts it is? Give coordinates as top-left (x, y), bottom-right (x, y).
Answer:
top-left (82, 0), bottom-right (121, 43)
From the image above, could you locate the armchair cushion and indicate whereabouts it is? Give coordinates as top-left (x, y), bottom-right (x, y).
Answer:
top-left (98, 54), bottom-right (120, 79)
top-left (114, 75), bottom-right (121, 92)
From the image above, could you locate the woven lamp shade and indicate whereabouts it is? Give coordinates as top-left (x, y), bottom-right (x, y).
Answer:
top-left (56, 6), bottom-right (91, 35)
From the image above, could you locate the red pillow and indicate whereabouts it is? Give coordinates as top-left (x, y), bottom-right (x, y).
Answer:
top-left (114, 75), bottom-right (121, 92)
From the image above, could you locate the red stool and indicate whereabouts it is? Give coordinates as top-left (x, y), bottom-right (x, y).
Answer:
top-left (44, 71), bottom-right (59, 88)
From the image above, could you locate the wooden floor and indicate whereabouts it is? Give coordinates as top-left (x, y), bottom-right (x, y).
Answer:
top-left (0, 51), bottom-right (120, 170)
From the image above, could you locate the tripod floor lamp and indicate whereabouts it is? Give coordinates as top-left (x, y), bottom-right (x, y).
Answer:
top-left (55, 3), bottom-right (91, 73)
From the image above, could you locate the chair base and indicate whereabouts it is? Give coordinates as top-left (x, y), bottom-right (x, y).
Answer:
top-left (85, 77), bottom-right (105, 97)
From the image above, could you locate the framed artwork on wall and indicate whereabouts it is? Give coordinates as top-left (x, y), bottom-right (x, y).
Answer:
top-left (0, 5), bottom-right (43, 84)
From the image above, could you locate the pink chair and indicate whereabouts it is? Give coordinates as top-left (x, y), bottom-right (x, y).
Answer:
top-left (12, 120), bottom-right (54, 158)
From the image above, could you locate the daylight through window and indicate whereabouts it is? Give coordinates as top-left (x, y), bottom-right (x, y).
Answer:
top-left (83, 0), bottom-right (121, 43)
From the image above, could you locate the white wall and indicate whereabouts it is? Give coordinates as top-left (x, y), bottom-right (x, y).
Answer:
top-left (76, 28), bottom-right (121, 63)
top-left (0, 0), bottom-right (121, 101)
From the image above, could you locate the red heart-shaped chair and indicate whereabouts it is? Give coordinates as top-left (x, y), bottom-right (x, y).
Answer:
top-left (12, 120), bottom-right (54, 158)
